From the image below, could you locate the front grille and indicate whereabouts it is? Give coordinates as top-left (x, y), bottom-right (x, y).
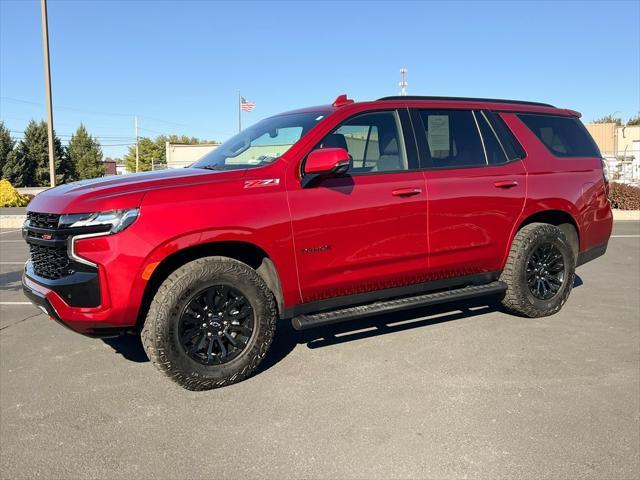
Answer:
top-left (28, 243), bottom-right (73, 280)
top-left (27, 211), bottom-right (60, 229)
top-left (25, 211), bottom-right (71, 280)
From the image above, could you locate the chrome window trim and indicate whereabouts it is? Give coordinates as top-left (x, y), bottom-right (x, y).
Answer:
top-left (472, 111), bottom-right (489, 165)
top-left (480, 111), bottom-right (510, 163)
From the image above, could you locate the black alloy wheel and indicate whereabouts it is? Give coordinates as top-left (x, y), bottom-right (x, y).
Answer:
top-left (178, 285), bottom-right (255, 365)
top-left (525, 242), bottom-right (566, 300)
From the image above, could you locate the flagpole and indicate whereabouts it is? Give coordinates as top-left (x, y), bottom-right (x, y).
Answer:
top-left (238, 91), bottom-right (241, 133)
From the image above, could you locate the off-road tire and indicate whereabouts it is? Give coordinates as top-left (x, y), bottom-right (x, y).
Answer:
top-left (141, 256), bottom-right (277, 390)
top-left (500, 223), bottom-right (576, 317)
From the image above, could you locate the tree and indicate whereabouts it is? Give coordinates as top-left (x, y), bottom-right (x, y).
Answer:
top-left (4, 120), bottom-right (76, 187)
top-left (124, 135), bottom-right (219, 173)
top-left (3, 121), bottom-right (37, 187)
top-left (160, 134), bottom-right (218, 145)
top-left (0, 121), bottom-right (16, 176)
top-left (593, 114), bottom-right (622, 125)
top-left (627, 115), bottom-right (640, 126)
top-left (67, 123), bottom-right (104, 179)
top-left (124, 136), bottom-right (165, 173)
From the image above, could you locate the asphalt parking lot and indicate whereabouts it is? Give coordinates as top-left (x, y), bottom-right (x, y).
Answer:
top-left (1, 223), bottom-right (639, 479)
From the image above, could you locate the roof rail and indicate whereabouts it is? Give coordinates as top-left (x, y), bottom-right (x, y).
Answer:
top-left (376, 96), bottom-right (555, 108)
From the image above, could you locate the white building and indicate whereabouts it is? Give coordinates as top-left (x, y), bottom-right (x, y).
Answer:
top-left (165, 143), bottom-right (220, 169)
top-left (585, 123), bottom-right (640, 185)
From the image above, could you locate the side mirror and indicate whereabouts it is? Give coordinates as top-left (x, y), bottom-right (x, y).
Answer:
top-left (302, 148), bottom-right (350, 188)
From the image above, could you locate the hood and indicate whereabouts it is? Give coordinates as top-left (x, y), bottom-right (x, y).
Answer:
top-left (28, 167), bottom-right (247, 214)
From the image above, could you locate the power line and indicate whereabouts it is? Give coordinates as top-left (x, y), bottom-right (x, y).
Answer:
top-left (2, 95), bottom-right (200, 128)
top-left (9, 130), bottom-right (135, 140)
top-left (1, 96), bottom-right (132, 117)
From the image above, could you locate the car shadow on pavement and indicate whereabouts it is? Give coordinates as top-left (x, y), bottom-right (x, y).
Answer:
top-left (101, 334), bottom-right (149, 362)
top-left (0, 270), bottom-right (23, 292)
top-left (98, 275), bottom-right (583, 368)
top-left (256, 295), bottom-right (505, 376)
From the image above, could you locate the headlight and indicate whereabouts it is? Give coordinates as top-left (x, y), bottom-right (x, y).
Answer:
top-left (59, 208), bottom-right (139, 233)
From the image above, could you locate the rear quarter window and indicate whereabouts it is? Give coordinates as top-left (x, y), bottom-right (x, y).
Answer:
top-left (517, 114), bottom-right (601, 158)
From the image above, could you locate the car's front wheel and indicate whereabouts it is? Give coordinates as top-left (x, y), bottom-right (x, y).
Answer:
top-left (141, 256), bottom-right (277, 390)
top-left (500, 223), bottom-right (576, 317)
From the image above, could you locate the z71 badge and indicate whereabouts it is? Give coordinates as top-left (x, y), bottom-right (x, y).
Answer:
top-left (244, 178), bottom-right (280, 188)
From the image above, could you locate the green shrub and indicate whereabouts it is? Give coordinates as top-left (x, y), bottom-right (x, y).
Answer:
top-left (609, 182), bottom-right (640, 210)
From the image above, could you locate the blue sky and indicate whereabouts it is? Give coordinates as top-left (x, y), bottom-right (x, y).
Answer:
top-left (1, 0), bottom-right (639, 159)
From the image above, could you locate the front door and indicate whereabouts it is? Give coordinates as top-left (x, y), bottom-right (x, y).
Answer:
top-left (287, 109), bottom-right (429, 304)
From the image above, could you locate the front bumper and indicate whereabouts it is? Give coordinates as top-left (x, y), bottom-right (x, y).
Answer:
top-left (21, 211), bottom-right (152, 336)
top-left (22, 272), bottom-right (129, 337)
top-left (24, 261), bottom-right (101, 307)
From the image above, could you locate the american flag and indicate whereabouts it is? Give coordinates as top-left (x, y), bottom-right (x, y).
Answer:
top-left (240, 96), bottom-right (256, 112)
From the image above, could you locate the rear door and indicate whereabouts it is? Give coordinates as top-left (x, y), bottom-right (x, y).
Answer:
top-left (412, 108), bottom-right (527, 279)
top-left (287, 109), bottom-right (429, 304)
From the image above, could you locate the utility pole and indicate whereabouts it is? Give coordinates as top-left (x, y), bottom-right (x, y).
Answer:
top-left (40, 0), bottom-right (56, 187)
top-left (134, 115), bottom-right (139, 172)
top-left (238, 91), bottom-right (242, 133)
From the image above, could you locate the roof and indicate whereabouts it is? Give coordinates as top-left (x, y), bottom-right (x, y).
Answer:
top-left (265, 95), bottom-right (579, 120)
top-left (377, 95), bottom-right (555, 108)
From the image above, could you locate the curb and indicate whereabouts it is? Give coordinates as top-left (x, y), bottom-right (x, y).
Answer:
top-left (2, 210), bottom-right (639, 230)
top-left (0, 215), bottom-right (26, 229)
top-left (611, 210), bottom-right (640, 221)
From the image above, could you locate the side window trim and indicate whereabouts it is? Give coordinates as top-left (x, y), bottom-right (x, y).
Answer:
top-left (480, 111), bottom-right (510, 162)
top-left (408, 108), bottom-right (432, 169)
top-left (397, 108), bottom-right (419, 171)
top-left (485, 111), bottom-right (527, 160)
top-left (471, 111), bottom-right (490, 166)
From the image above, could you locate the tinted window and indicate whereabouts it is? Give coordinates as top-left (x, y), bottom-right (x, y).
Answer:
top-left (518, 114), bottom-right (600, 158)
top-left (485, 111), bottom-right (526, 161)
top-left (418, 110), bottom-right (486, 168)
top-left (476, 112), bottom-right (508, 164)
top-left (318, 111), bottom-right (408, 173)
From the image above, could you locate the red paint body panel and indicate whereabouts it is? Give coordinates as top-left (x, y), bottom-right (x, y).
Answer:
top-left (424, 160), bottom-right (527, 278)
top-left (22, 98), bottom-right (612, 334)
top-left (304, 147), bottom-right (350, 174)
top-left (287, 172), bottom-right (428, 303)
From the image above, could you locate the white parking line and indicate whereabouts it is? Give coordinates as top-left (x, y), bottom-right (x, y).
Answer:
top-left (611, 235), bottom-right (640, 238)
top-left (0, 240), bottom-right (24, 243)
top-left (0, 302), bottom-right (32, 305)
top-left (0, 230), bottom-right (21, 235)
top-left (0, 262), bottom-right (25, 265)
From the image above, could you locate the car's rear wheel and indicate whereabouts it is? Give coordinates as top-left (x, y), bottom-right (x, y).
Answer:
top-left (141, 256), bottom-right (277, 390)
top-left (500, 223), bottom-right (576, 317)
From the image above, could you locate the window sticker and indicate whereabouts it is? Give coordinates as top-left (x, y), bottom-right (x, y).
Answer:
top-left (427, 115), bottom-right (450, 153)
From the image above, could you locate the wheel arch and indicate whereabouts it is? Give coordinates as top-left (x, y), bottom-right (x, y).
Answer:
top-left (514, 209), bottom-right (580, 258)
top-left (136, 240), bottom-right (284, 329)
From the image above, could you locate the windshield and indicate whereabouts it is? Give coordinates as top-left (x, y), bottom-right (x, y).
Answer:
top-left (192, 111), bottom-right (329, 171)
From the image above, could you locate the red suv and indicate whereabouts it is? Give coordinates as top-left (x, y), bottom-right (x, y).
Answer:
top-left (22, 95), bottom-right (612, 390)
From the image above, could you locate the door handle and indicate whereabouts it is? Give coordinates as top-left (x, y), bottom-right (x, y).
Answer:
top-left (494, 180), bottom-right (518, 189)
top-left (392, 187), bottom-right (422, 197)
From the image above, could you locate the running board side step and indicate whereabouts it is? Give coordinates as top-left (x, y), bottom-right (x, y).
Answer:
top-left (291, 281), bottom-right (507, 331)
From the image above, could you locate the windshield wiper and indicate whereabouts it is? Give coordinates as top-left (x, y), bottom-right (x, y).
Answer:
top-left (197, 165), bottom-right (226, 171)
